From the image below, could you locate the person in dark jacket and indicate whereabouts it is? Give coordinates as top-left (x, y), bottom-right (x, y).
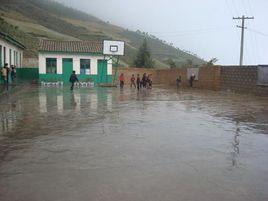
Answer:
top-left (11, 65), bottom-right (16, 83)
top-left (176, 75), bottom-right (182, 89)
top-left (141, 73), bottom-right (147, 88)
top-left (136, 74), bottom-right (141, 91)
top-left (69, 71), bottom-right (79, 90)
top-left (189, 74), bottom-right (195, 87)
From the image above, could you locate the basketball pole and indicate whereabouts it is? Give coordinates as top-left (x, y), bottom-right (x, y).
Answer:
top-left (113, 56), bottom-right (120, 86)
top-left (103, 55), bottom-right (120, 86)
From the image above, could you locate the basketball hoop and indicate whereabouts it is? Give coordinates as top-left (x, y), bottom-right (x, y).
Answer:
top-left (102, 40), bottom-right (125, 85)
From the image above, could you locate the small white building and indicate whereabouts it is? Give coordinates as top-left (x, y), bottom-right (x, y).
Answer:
top-left (38, 40), bottom-right (113, 84)
top-left (0, 31), bottom-right (25, 68)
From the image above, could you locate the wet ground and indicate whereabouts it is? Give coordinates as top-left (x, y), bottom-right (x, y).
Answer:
top-left (0, 85), bottom-right (268, 201)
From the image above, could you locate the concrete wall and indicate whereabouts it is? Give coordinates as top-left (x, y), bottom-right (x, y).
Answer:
top-left (0, 38), bottom-right (23, 68)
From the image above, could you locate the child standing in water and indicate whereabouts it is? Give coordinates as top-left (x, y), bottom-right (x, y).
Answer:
top-left (136, 74), bottom-right (141, 91)
top-left (69, 71), bottom-right (79, 90)
top-left (130, 74), bottom-right (136, 88)
top-left (176, 75), bottom-right (182, 89)
top-left (141, 73), bottom-right (147, 88)
top-left (119, 73), bottom-right (125, 89)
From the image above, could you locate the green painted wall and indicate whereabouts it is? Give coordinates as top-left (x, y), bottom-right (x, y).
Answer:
top-left (0, 67), bottom-right (39, 84)
top-left (39, 74), bottom-right (112, 85)
top-left (16, 68), bottom-right (39, 80)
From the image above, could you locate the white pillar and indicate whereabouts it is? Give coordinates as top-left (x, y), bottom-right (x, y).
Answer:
top-left (39, 54), bottom-right (46, 74)
top-left (107, 60), bottom-right (112, 75)
top-left (57, 56), bottom-right (62, 74)
top-left (73, 57), bottom-right (80, 74)
top-left (91, 58), bottom-right (98, 75)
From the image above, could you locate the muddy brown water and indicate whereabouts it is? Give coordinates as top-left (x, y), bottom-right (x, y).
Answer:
top-left (0, 86), bottom-right (268, 201)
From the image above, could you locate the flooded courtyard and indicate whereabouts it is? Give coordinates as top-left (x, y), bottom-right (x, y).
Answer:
top-left (0, 86), bottom-right (268, 201)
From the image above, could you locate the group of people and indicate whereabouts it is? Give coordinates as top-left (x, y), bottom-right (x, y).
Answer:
top-left (1, 63), bottom-right (17, 87)
top-left (68, 70), bottom-right (196, 91)
top-left (176, 74), bottom-right (196, 88)
top-left (119, 73), bottom-right (153, 90)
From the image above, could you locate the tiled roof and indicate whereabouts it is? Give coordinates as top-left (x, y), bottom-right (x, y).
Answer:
top-left (39, 40), bottom-right (103, 54)
top-left (0, 31), bottom-right (26, 49)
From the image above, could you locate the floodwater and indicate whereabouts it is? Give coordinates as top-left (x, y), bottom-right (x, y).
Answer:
top-left (0, 85), bottom-right (268, 201)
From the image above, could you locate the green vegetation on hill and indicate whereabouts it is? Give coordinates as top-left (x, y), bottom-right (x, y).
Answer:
top-left (0, 0), bottom-right (206, 68)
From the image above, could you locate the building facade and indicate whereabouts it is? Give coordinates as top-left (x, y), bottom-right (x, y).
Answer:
top-left (0, 31), bottom-right (25, 69)
top-left (39, 40), bottom-right (113, 84)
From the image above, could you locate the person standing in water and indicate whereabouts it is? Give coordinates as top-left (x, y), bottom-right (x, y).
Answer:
top-left (176, 75), bottom-right (182, 89)
top-left (130, 74), bottom-right (136, 88)
top-left (69, 71), bottom-right (79, 90)
top-left (189, 74), bottom-right (195, 87)
top-left (136, 74), bottom-right (141, 91)
top-left (11, 65), bottom-right (16, 83)
top-left (147, 74), bottom-right (152, 89)
top-left (119, 73), bottom-right (125, 89)
top-left (141, 73), bottom-right (147, 88)
top-left (1, 64), bottom-right (7, 84)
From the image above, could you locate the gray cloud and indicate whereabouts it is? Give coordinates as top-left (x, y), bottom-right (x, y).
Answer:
top-left (56, 0), bottom-right (268, 65)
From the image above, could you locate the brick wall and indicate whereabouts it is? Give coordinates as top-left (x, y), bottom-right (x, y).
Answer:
top-left (113, 67), bottom-right (158, 85)
top-left (112, 66), bottom-right (268, 95)
top-left (22, 58), bottom-right (38, 68)
top-left (156, 66), bottom-right (221, 90)
top-left (221, 66), bottom-right (268, 96)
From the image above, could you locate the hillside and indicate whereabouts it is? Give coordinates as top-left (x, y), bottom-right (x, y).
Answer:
top-left (0, 0), bottom-right (206, 68)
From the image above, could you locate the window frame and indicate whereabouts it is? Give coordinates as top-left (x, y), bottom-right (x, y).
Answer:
top-left (9, 49), bottom-right (12, 66)
top-left (3, 47), bottom-right (6, 64)
top-left (46, 58), bottom-right (57, 74)
top-left (0, 45), bottom-right (2, 67)
top-left (80, 59), bottom-right (91, 75)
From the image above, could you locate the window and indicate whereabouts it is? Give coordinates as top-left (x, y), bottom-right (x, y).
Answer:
top-left (14, 50), bottom-right (16, 66)
top-left (46, 58), bottom-right (57, 74)
top-left (16, 52), bottom-right (18, 67)
top-left (19, 53), bottom-right (22, 67)
top-left (0, 45), bottom-right (2, 67)
top-left (80, 59), bottom-right (90, 75)
top-left (3, 47), bottom-right (6, 64)
top-left (9, 49), bottom-right (12, 65)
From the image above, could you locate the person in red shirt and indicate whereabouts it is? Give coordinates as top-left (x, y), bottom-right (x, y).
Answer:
top-left (130, 74), bottom-right (136, 88)
top-left (119, 73), bottom-right (125, 89)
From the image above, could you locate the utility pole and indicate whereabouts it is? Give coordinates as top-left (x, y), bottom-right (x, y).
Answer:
top-left (233, 15), bottom-right (254, 66)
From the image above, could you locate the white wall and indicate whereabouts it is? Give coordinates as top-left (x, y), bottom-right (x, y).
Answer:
top-left (39, 53), bottom-right (112, 75)
top-left (0, 38), bottom-right (23, 68)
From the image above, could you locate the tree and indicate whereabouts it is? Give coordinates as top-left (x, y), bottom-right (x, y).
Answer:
top-left (166, 58), bottom-right (176, 69)
top-left (186, 59), bottom-right (193, 66)
top-left (206, 58), bottom-right (218, 67)
top-left (134, 38), bottom-right (154, 68)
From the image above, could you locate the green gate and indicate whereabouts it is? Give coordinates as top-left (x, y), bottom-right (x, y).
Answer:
top-left (62, 58), bottom-right (73, 83)
top-left (97, 60), bottom-right (108, 84)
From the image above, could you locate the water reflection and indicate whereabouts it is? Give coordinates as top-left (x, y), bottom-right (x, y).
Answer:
top-left (231, 122), bottom-right (240, 167)
top-left (38, 88), bottom-right (113, 114)
top-left (0, 100), bottom-right (21, 133)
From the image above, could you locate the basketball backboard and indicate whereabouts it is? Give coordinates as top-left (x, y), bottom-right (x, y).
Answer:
top-left (103, 40), bottom-right (125, 56)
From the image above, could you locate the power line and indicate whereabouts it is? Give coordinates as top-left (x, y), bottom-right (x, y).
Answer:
top-left (247, 28), bottom-right (268, 37)
top-left (233, 15), bottom-right (254, 65)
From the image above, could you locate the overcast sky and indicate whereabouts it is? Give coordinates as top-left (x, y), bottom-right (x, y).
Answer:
top-left (56, 0), bottom-right (268, 65)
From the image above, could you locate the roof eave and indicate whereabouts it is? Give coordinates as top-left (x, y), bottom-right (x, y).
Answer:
top-left (38, 50), bottom-right (103, 55)
top-left (0, 32), bottom-right (26, 50)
